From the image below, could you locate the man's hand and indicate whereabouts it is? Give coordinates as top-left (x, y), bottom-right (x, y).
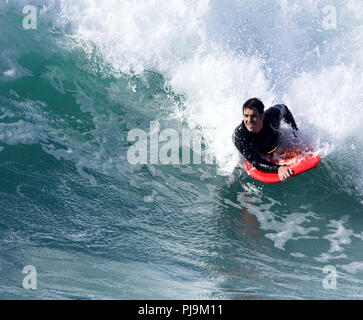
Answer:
top-left (278, 166), bottom-right (294, 182)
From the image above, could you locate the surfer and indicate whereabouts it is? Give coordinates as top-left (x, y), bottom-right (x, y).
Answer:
top-left (233, 98), bottom-right (299, 182)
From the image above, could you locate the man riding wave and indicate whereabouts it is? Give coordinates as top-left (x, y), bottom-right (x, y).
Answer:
top-left (232, 98), bottom-right (299, 182)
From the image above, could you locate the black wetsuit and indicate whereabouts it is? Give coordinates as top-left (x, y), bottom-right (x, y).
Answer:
top-left (233, 104), bottom-right (298, 173)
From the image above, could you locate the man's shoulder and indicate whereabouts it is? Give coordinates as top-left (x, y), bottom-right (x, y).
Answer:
top-left (264, 105), bottom-right (283, 124)
top-left (265, 104), bottom-right (287, 116)
top-left (233, 122), bottom-right (247, 138)
top-left (233, 122), bottom-right (250, 147)
top-left (265, 105), bottom-right (280, 114)
top-left (234, 122), bottom-right (246, 133)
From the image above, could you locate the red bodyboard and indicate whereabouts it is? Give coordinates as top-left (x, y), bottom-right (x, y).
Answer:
top-left (245, 153), bottom-right (321, 184)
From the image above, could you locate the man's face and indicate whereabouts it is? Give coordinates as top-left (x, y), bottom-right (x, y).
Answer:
top-left (243, 107), bottom-right (265, 133)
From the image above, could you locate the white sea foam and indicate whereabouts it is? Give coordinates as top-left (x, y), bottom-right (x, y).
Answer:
top-left (3, 69), bottom-right (15, 77)
top-left (323, 216), bottom-right (354, 253)
top-left (0, 120), bottom-right (48, 145)
top-left (314, 215), bottom-right (358, 263)
top-left (237, 194), bottom-right (320, 250)
top-left (339, 262), bottom-right (363, 275)
top-left (14, 0), bottom-right (362, 192)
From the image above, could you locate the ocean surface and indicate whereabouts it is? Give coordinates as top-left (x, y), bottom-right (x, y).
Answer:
top-left (0, 0), bottom-right (362, 299)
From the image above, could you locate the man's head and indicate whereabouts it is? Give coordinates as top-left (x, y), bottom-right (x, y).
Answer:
top-left (243, 98), bottom-right (265, 133)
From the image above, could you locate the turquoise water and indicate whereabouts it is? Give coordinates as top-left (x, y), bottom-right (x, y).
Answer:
top-left (0, 0), bottom-right (362, 299)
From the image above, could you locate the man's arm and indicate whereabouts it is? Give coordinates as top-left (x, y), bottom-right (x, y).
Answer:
top-left (274, 104), bottom-right (298, 132)
top-left (233, 131), bottom-right (281, 173)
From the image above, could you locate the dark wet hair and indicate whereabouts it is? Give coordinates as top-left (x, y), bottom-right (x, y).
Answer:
top-left (243, 98), bottom-right (265, 115)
